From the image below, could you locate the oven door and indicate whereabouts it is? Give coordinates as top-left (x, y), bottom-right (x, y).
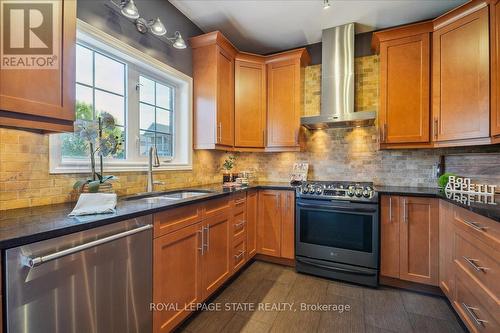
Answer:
top-left (295, 198), bottom-right (379, 269)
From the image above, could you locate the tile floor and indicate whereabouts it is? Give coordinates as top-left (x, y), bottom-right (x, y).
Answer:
top-left (177, 261), bottom-right (465, 333)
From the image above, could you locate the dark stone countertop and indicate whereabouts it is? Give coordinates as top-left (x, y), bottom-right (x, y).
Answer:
top-left (376, 185), bottom-right (500, 223)
top-left (0, 182), bottom-right (295, 250)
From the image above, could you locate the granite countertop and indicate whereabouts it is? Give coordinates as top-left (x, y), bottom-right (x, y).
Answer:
top-left (1, 182), bottom-right (498, 250)
top-left (0, 182), bottom-right (295, 250)
top-left (376, 185), bottom-right (500, 223)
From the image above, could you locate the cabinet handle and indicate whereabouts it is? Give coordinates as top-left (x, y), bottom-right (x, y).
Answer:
top-left (462, 219), bottom-right (487, 232)
top-left (389, 197), bottom-right (392, 223)
top-left (277, 195), bottom-right (281, 210)
top-left (234, 220), bottom-right (246, 230)
top-left (384, 123), bottom-right (388, 142)
top-left (262, 130), bottom-right (265, 145)
top-left (403, 198), bottom-right (408, 223)
top-left (462, 256), bottom-right (489, 272)
top-left (217, 123), bottom-right (222, 143)
top-left (433, 118), bottom-right (438, 140)
top-left (295, 129), bottom-right (298, 144)
top-left (205, 225), bottom-right (210, 251)
top-left (234, 250), bottom-right (245, 260)
top-left (461, 303), bottom-right (488, 327)
top-left (198, 228), bottom-right (205, 255)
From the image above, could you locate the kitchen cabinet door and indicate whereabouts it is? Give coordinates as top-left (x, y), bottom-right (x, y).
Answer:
top-left (246, 189), bottom-right (258, 259)
top-left (491, 0), bottom-right (500, 142)
top-left (153, 222), bottom-right (203, 333)
top-left (378, 31), bottom-right (431, 145)
top-left (380, 195), bottom-right (400, 278)
top-left (266, 49), bottom-right (309, 149)
top-left (432, 5), bottom-right (490, 143)
top-left (399, 196), bottom-right (439, 285)
top-left (280, 191), bottom-right (295, 259)
top-left (234, 56), bottom-right (266, 148)
top-left (257, 190), bottom-right (282, 257)
top-left (191, 32), bottom-right (236, 150)
top-left (217, 46), bottom-right (235, 146)
top-left (201, 211), bottom-right (231, 298)
top-left (0, 0), bottom-right (76, 132)
top-left (439, 200), bottom-right (455, 298)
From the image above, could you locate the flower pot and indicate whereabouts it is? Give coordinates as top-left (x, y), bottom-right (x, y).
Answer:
top-left (82, 182), bottom-right (114, 193)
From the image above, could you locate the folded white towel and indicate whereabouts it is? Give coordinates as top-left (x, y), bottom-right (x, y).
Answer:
top-left (69, 193), bottom-right (117, 216)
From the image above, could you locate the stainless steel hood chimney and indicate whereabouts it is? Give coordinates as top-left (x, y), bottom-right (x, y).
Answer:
top-left (301, 23), bottom-right (376, 129)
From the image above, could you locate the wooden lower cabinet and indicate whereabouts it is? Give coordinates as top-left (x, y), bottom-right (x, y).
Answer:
top-left (246, 189), bottom-right (258, 258)
top-left (380, 195), bottom-right (400, 278)
top-left (380, 195), bottom-right (439, 286)
top-left (153, 222), bottom-right (203, 333)
top-left (280, 191), bottom-right (295, 259)
top-left (201, 212), bottom-right (231, 298)
top-left (439, 200), bottom-right (455, 298)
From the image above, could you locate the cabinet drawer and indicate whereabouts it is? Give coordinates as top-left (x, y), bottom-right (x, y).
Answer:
top-left (454, 228), bottom-right (500, 300)
top-left (204, 196), bottom-right (232, 218)
top-left (453, 268), bottom-right (499, 333)
top-left (233, 209), bottom-right (246, 239)
top-left (233, 238), bottom-right (246, 271)
top-left (453, 206), bottom-right (500, 250)
top-left (233, 192), bottom-right (247, 207)
top-left (154, 204), bottom-right (203, 238)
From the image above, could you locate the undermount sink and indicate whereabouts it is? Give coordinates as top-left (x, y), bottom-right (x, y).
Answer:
top-left (124, 189), bottom-right (214, 202)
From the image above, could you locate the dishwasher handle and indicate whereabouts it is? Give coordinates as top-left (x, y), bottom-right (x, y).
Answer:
top-left (22, 224), bottom-right (153, 268)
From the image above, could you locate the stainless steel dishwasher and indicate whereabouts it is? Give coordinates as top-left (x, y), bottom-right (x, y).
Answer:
top-left (5, 216), bottom-right (153, 333)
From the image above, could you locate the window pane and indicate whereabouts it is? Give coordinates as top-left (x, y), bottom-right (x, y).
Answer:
top-left (108, 125), bottom-right (126, 160)
top-left (140, 103), bottom-right (155, 131)
top-left (139, 76), bottom-right (155, 104)
top-left (139, 130), bottom-right (155, 156)
top-left (61, 133), bottom-right (89, 159)
top-left (156, 83), bottom-right (171, 109)
top-left (75, 84), bottom-right (93, 120)
top-left (95, 90), bottom-right (125, 126)
top-left (76, 45), bottom-right (93, 86)
top-left (94, 53), bottom-right (125, 95)
top-left (156, 108), bottom-right (171, 133)
top-left (156, 132), bottom-right (172, 157)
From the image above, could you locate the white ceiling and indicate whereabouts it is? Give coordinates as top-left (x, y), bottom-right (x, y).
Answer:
top-left (170, 0), bottom-right (467, 54)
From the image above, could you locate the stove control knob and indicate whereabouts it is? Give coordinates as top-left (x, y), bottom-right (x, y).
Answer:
top-left (316, 188), bottom-right (322, 195)
top-left (302, 187), bottom-right (309, 194)
top-left (347, 186), bottom-right (355, 197)
top-left (355, 188), bottom-right (363, 197)
top-left (363, 186), bottom-right (374, 198)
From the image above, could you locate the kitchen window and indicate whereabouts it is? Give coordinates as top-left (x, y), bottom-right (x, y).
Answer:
top-left (50, 20), bottom-right (192, 173)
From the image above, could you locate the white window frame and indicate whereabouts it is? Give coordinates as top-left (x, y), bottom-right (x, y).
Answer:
top-left (49, 20), bottom-right (192, 173)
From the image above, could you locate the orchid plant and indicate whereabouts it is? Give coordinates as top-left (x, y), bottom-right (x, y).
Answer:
top-left (73, 112), bottom-right (124, 193)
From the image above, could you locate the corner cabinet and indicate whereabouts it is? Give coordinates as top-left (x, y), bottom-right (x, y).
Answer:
top-left (191, 31), bottom-right (237, 149)
top-left (266, 50), bottom-right (309, 150)
top-left (234, 53), bottom-right (266, 149)
top-left (432, 2), bottom-right (491, 146)
top-left (380, 195), bottom-right (439, 286)
top-left (0, 0), bottom-right (76, 132)
top-left (373, 22), bottom-right (432, 148)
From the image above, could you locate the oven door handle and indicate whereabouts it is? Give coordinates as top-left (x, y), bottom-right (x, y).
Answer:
top-left (296, 202), bottom-right (377, 213)
top-left (296, 257), bottom-right (376, 276)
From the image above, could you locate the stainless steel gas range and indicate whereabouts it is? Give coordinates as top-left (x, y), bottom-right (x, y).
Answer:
top-left (295, 181), bottom-right (379, 287)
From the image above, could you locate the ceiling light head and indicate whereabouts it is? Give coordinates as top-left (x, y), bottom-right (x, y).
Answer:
top-left (149, 17), bottom-right (167, 36)
top-left (172, 32), bottom-right (187, 49)
top-left (323, 0), bottom-right (331, 9)
top-left (120, 0), bottom-right (140, 19)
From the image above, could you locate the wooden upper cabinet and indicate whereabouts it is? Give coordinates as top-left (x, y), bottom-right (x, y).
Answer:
top-left (399, 196), bottom-right (439, 286)
top-left (380, 195), bottom-right (400, 278)
top-left (374, 22), bottom-right (432, 147)
top-left (153, 222), bottom-right (202, 333)
top-left (191, 31), bottom-right (237, 149)
top-left (0, 0), bottom-right (76, 132)
top-left (266, 49), bottom-right (310, 149)
top-left (234, 53), bottom-right (266, 148)
top-left (491, 0), bottom-right (500, 142)
top-left (432, 3), bottom-right (490, 144)
top-left (257, 190), bottom-right (282, 257)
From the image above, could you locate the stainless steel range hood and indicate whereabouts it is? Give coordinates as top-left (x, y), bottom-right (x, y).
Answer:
top-left (301, 23), bottom-right (376, 130)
